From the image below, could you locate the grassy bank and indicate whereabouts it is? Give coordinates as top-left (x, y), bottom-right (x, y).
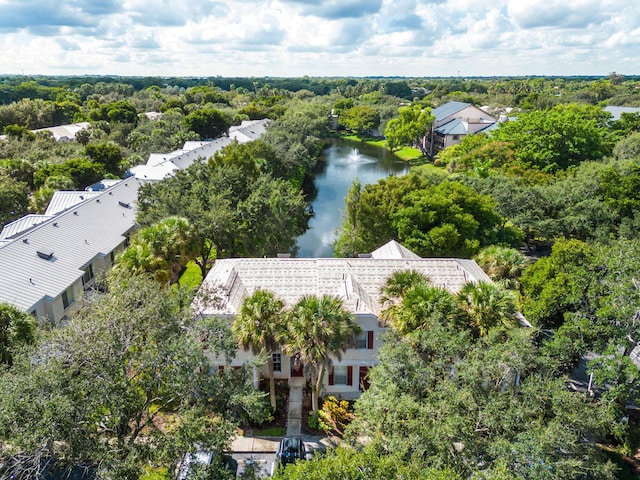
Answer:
top-left (340, 134), bottom-right (427, 163)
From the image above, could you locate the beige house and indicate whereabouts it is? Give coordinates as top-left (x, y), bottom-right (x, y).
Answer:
top-left (199, 240), bottom-right (491, 399)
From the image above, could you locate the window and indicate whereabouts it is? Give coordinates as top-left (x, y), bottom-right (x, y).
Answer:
top-left (82, 264), bottom-right (94, 286)
top-left (110, 250), bottom-right (116, 264)
top-left (333, 366), bottom-right (348, 385)
top-left (356, 331), bottom-right (374, 349)
top-left (62, 287), bottom-right (75, 310)
top-left (272, 353), bottom-right (282, 373)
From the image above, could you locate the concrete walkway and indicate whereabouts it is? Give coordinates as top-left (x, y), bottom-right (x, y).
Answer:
top-left (286, 377), bottom-right (305, 436)
top-left (230, 377), bottom-right (340, 456)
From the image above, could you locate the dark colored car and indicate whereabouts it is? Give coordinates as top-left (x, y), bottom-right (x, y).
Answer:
top-left (274, 436), bottom-right (306, 470)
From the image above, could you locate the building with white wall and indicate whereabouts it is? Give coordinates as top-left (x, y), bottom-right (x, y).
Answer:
top-left (0, 179), bottom-right (142, 323)
top-left (199, 240), bottom-right (491, 399)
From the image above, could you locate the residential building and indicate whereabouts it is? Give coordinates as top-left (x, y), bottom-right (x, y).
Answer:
top-left (31, 122), bottom-right (90, 142)
top-left (0, 179), bottom-right (142, 323)
top-left (426, 101), bottom-right (497, 157)
top-left (198, 240), bottom-right (492, 399)
top-left (128, 119), bottom-right (270, 181)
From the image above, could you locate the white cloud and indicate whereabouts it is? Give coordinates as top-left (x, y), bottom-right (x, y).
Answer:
top-left (0, 0), bottom-right (638, 76)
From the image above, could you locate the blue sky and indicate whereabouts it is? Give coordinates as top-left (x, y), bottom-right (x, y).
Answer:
top-left (1, 0), bottom-right (638, 77)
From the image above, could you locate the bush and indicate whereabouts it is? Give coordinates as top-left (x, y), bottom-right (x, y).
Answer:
top-left (317, 396), bottom-right (354, 436)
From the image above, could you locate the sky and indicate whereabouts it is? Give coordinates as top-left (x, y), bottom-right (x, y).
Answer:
top-left (0, 0), bottom-right (639, 78)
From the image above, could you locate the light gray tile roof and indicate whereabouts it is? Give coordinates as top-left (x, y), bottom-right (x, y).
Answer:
top-left (201, 241), bottom-right (491, 317)
top-left (0, 179), bottom-right (143, 312)
top-left (44, 191), bottom-right (101, 216)
top-left (370, 240), bottom-right (421, 259)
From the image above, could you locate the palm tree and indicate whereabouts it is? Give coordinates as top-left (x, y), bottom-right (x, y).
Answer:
top-left (233, 290), bottom-right (285, 410)
top-left (392, 283), bottom-right (460, 335)
top-left (115, 216), bottom-right (197, 285)
top-left (379, 269), bottom-right (430, 324)
top-left (474, 245), bottom-right (528, 290)
top-left (282, 295), bottom-right (361, 416)
top-left (456, 281), bottom-right (517, 337)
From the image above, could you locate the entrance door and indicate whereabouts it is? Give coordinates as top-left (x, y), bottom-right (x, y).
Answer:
top-left (290, 355), bottom-right (304, 377)
top-left (359, 366), bottom-right (370, 391)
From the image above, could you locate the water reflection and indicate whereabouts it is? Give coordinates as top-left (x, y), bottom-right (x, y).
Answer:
top-left (295, 139), bottom-right (409, 258)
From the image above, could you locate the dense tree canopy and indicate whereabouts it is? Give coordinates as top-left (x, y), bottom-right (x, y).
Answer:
top-left (182, 108), bottom-right (231, 139)
top-left (0, 303), bottom-right (36, 366)
top-left (384, 103), bottom-right (434, 154)
top-left (492, 103), bottom-right (614, 172)
top-left (336, 169), bottom-right (522, 258)
top-left (346, 287), bottom-right (620, 479)
top-left (0, 174), bottom-right (30, 224)
top-left (0, 275), bottom-right (269, 479)
top-left (137, 162), bottom-right (309, 277)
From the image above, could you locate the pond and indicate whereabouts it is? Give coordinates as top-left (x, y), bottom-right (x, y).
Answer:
top-left (295, 138), bottom-right (409, 258)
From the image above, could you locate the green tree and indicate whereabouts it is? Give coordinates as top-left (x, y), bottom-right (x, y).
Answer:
top-left (0, 304), bottom-right (36, 366)
top-left (233, 290), bottom-right (286, 410)
top-left (456, 281), bottom-right (518, 337)
top-left (183, 108), bottom-right (231, 139)
top-left (281, 295), bottom-right (361, 415)
top-left (236, 175), bottom-right (309, 256)
top-left (613, 131), bottom-right (640, 160)
top-left (0, 275), bottom-right (268, 479)
top-left (493, 103), bottom-right (613, 172)
top-left (0, 159), bottom-right (35, 188)
top-left (348, 322), bottom-right (618, 479)
top-left (0, 174), bottom-right (30, 224)
top-left (341, 105), bottom-right (380, 138)
top-left (272, 445), bottom-right (460, 479)
top-left (336, 170), bottom-right (520, 258)
top-left (384, 103), bottom-right (434, 154)
top-left (474, 245), bottom-right (528, 289)
top-left (115, 216), bottom-right (198, 285)
top-left (33, 158), bottom-right (106, 190)
top-left (84, 142), bottom-right (124, 175)
top-left (520, 239), bottom-right (598, 329)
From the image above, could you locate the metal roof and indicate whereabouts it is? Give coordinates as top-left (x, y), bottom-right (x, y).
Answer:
top-left (44, 191), bottom-right (101, 216)
top-left (31, 122), bottom-right (90, 141)
top-left (200, 241), bottom-right (491, 317)
top-left (129, 119), bottom-right (270, 181)
top-left (85, 179), bottom-right (122, 192)
top-left (0, 179), bottom-right (143, 312)
top-left (435, 118), bottom-right (470, 135)
top-left (0, 214), bottom-right (52, 240)
top-left (229, 119), bottom-right (270, 143)
top-left (431, 101), bottom-right (471, 121)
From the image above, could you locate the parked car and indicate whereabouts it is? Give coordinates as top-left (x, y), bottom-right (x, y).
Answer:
top-left (274, 436), bottom-right (306, 472)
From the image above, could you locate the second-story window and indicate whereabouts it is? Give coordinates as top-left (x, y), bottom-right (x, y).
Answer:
top-left (272, 353), bottom-right (282, 372)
